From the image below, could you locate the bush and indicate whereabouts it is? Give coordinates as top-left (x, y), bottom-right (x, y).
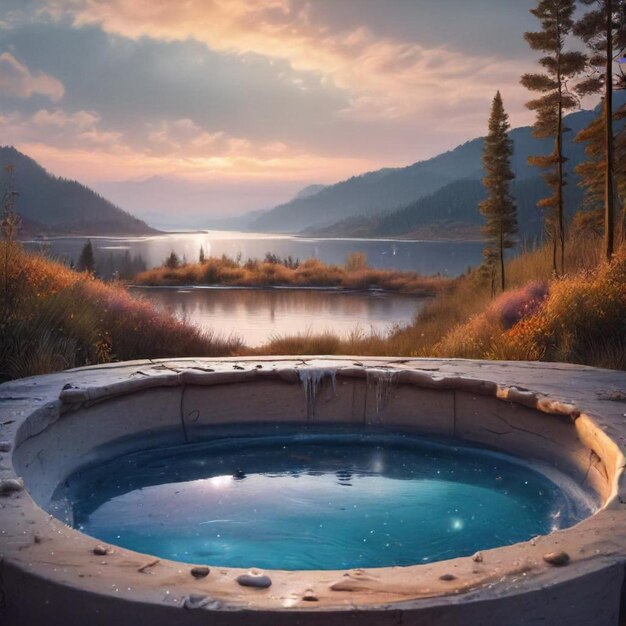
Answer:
top-left (0, 245), bottom-right (242, 381)
top-left (504, 254), bottom-right (626, 367)
top-left (488, 280), bottom-right (548, 329)
top-left (433, 253), bottom-right (626, 369)
top-left (134, 253), bottom-right (446, 295)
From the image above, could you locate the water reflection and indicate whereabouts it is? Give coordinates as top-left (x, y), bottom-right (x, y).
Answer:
top-left (131, 286), bottom-right (425, 346)
top-left (23, 230), bottom-right (484, 276)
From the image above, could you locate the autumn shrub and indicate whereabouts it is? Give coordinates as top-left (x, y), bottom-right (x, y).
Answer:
top-left (0, 245), bottom-right (242, 380)
top-left (134, 254), bottom-right (447, 294)
top-left (345, 251), bottom-right (368, 272)
top-left (501, 254), bottom-right (626, 368)
top-left (432, 253), bottom-right (626, 369)
top-left (488, 280), bottom-right (549, 329)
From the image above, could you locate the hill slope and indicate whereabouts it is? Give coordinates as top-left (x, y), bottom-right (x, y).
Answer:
top-left (0, 146), bottom-right (158, 236)
top-left (308, 176), bottom-right (583, 241)
top-left (252, 105), bottom-right (600, 234)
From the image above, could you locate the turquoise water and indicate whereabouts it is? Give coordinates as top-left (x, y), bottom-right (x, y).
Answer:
top-left (57, 429), bottom-right (594, 570)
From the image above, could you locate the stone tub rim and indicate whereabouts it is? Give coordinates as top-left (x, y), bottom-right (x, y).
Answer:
top-left (1, 357), bottom-right (626, 621)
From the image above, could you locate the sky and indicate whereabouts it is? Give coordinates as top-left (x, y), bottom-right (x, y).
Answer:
top-left (0, 0), bottom-right (550, 226)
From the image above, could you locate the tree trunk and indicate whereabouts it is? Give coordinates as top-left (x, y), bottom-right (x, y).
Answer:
top-left (552, 223), bottom-right (558, 276)
top-left (557, 98), bottom-right (565, 276)
top-left (499, 226), bottom-right (505, 292)
top-left (604, 0), bottom-right (615, 261)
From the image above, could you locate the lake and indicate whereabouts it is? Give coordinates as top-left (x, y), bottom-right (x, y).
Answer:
top-left (130, 286), bottom-right (426, 347)
top-left (23, 231), bottom-right (485, 276)
top-left (24, 231), bottom-right (481, 346)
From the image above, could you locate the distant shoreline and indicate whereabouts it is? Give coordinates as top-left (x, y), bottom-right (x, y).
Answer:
top-left (20, 229), bottom-right (486, 245)
top-left (128, 283), bottom-right (430, 298)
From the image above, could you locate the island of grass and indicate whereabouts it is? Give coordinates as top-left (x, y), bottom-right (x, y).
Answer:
top-left (131, 251), bottom-right (451, 296)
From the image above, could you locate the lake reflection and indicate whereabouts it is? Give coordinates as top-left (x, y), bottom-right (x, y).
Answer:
top-left (131, 286), bottom-right (425, 347)
top-left (23, 231), bottom-right (484, 276)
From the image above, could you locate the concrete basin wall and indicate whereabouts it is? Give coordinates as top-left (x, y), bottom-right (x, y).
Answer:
top-left (1, 357), bottom-right (626, 626)
top-left (12, 372), bottom-right (616, 510)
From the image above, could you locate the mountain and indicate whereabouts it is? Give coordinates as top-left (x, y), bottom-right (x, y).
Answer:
top-left (307, 177), bottom-right (583, 241)
top-left (251, 104), bottom-right (604, 234)
top-left (203, 208), bottom-right (270, 231)
top-left (0, 146), bottom-right (158, 236)
top-left (293, 184), bottom-right (327, 200)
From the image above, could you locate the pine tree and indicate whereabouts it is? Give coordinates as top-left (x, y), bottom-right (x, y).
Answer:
top-left (479, 92), bottom-right (518, 293)
top-left (574, 0), bottom-right (626, 258)
top-left (77, 239), bottom-right (95, 274)
top-left (574, 100), bottom-right (626, 237)
top-left (165, 250), bottom-right (180, 269)
top-left (522, 0), bottom-right (587, 275)
top-left (199, 246), bottom-right (206, 264)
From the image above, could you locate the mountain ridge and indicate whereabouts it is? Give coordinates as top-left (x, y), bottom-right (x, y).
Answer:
top-left (250, 102), bottom-right (609, 235)
top-left (0, 146), bottom-right (158, 237)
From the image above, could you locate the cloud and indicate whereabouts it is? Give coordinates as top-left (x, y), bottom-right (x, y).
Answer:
top-left (0, 52), bottom-right (64, 101)
top-left (0, 106), bottom-right (377, 190)
top-left (0, 0), bottom-right (551, 218)
top-left (43, 0), bottom-right (533, 122)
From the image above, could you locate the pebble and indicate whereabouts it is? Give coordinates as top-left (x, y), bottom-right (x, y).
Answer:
top-left (93, 545), bottom-right (112, 556)
top-left (439, 574), bottom-right (457, 582)
top-left (472, 551), bottom-right (483, 563)
top-left (543, 551), bottom-right (570, 567)
top-left (0, 442), bottom-right (12, 453)
top-left (0, 477), bottom-right (24, 496)
top-left (236, 573), bottom-right (272, 589)
top-left (191, 566), bottom-right (210, 578)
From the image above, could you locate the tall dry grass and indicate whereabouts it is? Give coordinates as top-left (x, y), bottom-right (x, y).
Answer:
top-left (260, 236), bottom-right (626, 370)
top-left (133, 254), bottom-right (450, 296)
top-left (0, 245), bottom-right (242, 380)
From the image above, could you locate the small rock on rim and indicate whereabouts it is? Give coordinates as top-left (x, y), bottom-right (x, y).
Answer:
top-left (543, 551), bottom-right (570, 567)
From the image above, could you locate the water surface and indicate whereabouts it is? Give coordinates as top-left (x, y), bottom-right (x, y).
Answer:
top-left (56, 429), bottom-right (594, 570)
top-left (131, 286), bottom-right (425, 346)
top-left (24, 230), bottom-right (484, 276)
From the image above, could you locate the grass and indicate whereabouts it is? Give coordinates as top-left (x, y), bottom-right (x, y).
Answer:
top-left (435, 251), bottom-right (626, 368)
top-left (259, 235), bottom-right (626, 370)
top-left (0, 244), bottom-right (242, 381)
top-left (3, 233), bottom-right (624, 379)
top-left (132, 253), bottom-right (450, 296)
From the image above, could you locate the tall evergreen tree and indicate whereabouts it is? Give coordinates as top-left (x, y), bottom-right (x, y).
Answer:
top-left (479, 92), bottom-right (518, 293)
top-left (574, 0), bottom-right (626, 257)
top-left (574, 100), bottom-right (626, 236)
top-left (164, 250), bottom-right (180, 269)
top-left (522, 0), bottom-right (587, 275)
top-left (77, 239), bottom-right (95, 273)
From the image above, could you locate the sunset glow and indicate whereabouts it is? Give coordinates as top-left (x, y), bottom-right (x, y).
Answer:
top-left (1, 0), bottom-right (540, 217)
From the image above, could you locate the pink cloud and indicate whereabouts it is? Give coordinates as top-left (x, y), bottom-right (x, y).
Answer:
top-left (0, 52), bottom-right (64, 101)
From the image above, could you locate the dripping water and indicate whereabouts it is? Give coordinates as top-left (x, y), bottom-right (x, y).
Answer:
top-left (367, 369), bottom-right (398, 421)
top-left (297, 368), bottom-right (337, 418)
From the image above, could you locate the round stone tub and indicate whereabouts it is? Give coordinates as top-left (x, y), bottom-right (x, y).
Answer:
top-left (1, 357), bottom-right (626, 626)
